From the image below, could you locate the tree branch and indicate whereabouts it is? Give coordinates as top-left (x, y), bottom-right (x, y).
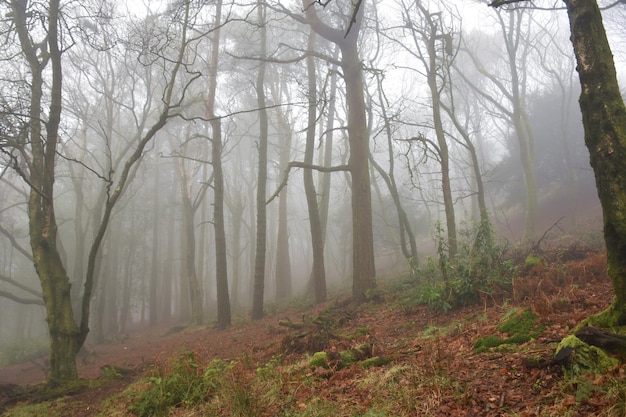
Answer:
top-left (0, 289), bottom-right (44, 306)
top-left (0, 273), bottom-right (43, 299)
top-left (267, 161), bottom-right (349, 204)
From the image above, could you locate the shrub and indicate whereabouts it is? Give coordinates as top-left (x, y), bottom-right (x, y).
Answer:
top-left (404, 219), bottom-right (517, 311)
top-left (128, 352), bottom-right (231, 417)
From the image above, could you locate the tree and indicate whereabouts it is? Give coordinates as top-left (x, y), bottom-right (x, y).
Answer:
top-left (303, 31), bottom-right (327, 303)
top-left (492, 0), bottom-right (626, 325)
top-left (0, 0), bottom-right (195, 382)
top-left (206, 0), bottom-right (232, 329)
top-left (302, 0), bottom-right (376, 301)
top-left (399, 0), bottom-right (458, 257)
top-left (168, 125), bottom-right (209, 326)
top-left (563, 0), bottom-right (626, 326)
top-left (458, 9), bottom-right (539, 242)
top-left (251, 0), bottom-right (270, 319)
top-left (269, 71), bottom-right (294, 301)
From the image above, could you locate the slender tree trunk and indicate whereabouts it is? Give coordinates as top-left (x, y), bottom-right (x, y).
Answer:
top-left (149, 166), bottom-right (161, 326)
top-left (207, 0), bottom-right (231, 329)
top-left (564, 0), bottom-right (626, 325)
top-left (252, 0), bottom-right (269, 319)
top-left (318, 46), bottom-right (339, 245)
top-left (423, 19), bottom-right (457, 258)
top-left (504, 11), bottom-right (537, 242)
top-left (228, 192), bottom-right (245, 311)
top-left (304, 31), bottom-right (327, 303)
top-left (370, 73), bottom-right (418, 265)
top-left (271, 78), bottom-right (293, 300)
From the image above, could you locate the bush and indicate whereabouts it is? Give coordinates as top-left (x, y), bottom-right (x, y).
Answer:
top-left (404, 220), bottom-right (517, 311)
top-left (128, 352), bottom-right (231, 417)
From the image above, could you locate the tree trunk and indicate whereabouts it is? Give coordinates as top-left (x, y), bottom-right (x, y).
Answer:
top-left (252, 0), bottom-right (269, 320)
top-left (149, 165), bottom-right (161, 326)
top-left (342, 41), bottom-right (376, 301)
top-left (207, 0), bottom-right (231, 329)
top-left (180, 173), bottom-right (204, 325)
top-left (419, 14), bottom-right (457, 258)
top-left (272, 78), bottom-right (293, 300)
top-left (565, 0), bottom-right (626, 325)
top-left (318, 46), bottom-right (339, 246)
top-left (12, 0), bottom-right (81, 383)
top-left (304, 31), bottom-right (327, 303)
top-left (504, 10), bottom-right (537, 242)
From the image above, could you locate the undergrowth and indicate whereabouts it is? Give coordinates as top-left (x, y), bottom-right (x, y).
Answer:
top-left (401, 220), bottom-right (517, 312)
top-left (127, 352), bottom-right (232, 417)
top-left (0, 337), bottom-right (49, 367)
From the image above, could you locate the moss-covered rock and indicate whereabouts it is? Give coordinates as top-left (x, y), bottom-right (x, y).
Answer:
top-left (556, 335), bottom-right (619, 377)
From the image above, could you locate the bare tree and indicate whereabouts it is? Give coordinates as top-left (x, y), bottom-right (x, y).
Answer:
top-left (0, 0), bottom-right (196, 382)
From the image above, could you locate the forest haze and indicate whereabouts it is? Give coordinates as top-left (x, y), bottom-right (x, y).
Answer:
top-left (0, 0), bottom-right (624, 382)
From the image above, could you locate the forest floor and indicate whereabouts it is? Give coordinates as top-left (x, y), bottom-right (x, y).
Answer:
top-left (1, 250), bottom-right (625, 416)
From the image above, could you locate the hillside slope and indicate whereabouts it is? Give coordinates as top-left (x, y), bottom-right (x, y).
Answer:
top-left (1, 252), bottom-right (624, 416)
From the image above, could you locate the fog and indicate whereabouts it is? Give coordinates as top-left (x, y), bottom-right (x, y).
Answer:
top-left (0, 0), bottom-right (623, 355)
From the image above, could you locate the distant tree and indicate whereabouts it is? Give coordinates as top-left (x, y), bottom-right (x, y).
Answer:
top-left (270, 76), bottom-right (294, 301)
top-left (206, 0), bottom-right (232, 329)
top-left (252, 0), bottom-right (270, 319)
top-left (397, 0), bottom-right (458, 257)
top-left (304, 31), bottom-right (327, 303)
top-left (459, 9), bottom-right (539, 242)
top-left (366, 72), bottom-right (419, 266)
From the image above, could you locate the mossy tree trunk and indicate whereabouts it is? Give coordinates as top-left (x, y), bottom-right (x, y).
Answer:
top-left (12, 0), bottom-right (81, 383)
top-left (565, 0), bottom-right (626, 325)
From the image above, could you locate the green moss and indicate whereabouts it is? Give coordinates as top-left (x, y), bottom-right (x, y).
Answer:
top-left (473, 335), bottom-right (503, 352)
top-left (359, 356), bottom-right (393, 369)
top-left (574, 304), bottom-right (623, 332)
top-left (504, 334), bottom-right (531, 345)
top-left (309, 351), bottom-right (329, 369)
top-left (474, 308), bottom-right (544, 353)
top-left (339, 350), bottom-right (358, 365)
top-left (524, 254), bottom-right (544, 270)
top-left (498, 307), bottom-right (543, 337)
top-left (557, 335), bottom-right (619, 378)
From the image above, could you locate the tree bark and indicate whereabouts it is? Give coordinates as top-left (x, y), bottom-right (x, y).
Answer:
top-left (564, 0), bottom-right (626, 325)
